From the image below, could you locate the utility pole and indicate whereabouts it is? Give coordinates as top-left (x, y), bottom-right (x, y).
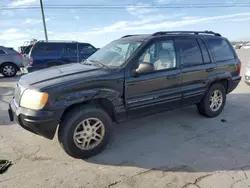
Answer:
top-left (40, 0), bottom-right (48, 41)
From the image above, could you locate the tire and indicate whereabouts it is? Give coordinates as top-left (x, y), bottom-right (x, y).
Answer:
top-left (58, 105), bottom-right (113, 159)
top-left (1, 63), bottom-right (17, 77)
top-left (197, 83), bottom-right (226, 118)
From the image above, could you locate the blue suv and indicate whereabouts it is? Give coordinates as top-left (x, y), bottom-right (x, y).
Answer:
top-left (21, 41), bottom-right (97, 73)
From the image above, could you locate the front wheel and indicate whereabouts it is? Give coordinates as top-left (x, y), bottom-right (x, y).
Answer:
top-left (58, 105), bottom-right (113, 159)
top-left (197, 83), bottom-right (226, 118)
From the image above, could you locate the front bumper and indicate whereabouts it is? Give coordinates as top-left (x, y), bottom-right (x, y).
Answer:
top-left (8, 99), bottom-right (63, 140)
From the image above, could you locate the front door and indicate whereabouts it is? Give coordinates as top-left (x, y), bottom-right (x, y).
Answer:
top-left (125, 39), bottom-right (182, 119)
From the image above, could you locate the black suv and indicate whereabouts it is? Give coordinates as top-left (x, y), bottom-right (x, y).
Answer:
top-left (21, 41), bottom-right (97, 73)
top-left (9, 31), bottom-right (241, 158)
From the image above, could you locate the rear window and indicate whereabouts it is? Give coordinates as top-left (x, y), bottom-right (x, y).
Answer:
top-left (32, 43), bottom-right (59, 56)
top-left (207, 38), bottom-right (235, 62)
top-left (22, 45), bottom-right (33, 54)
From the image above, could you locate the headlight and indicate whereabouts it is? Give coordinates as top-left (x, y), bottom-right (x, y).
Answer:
top-left (20, 89), bottom-right (49, 110)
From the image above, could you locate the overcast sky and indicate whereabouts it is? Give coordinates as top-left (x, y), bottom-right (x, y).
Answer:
top-left (0, 0), bottom-right (250, 49)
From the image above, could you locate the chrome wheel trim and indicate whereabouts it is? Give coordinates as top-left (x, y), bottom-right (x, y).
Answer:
top-left (209, 89), bottom-right (223, 112)
top-left (3, 65), bottom-right (15, 76)
top-left (73, 118), bottom-right (105, 150)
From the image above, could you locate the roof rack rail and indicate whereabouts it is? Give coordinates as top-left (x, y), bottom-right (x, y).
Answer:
top-left (121, 35), bottom-right (141, 38)
top-left (152, 31), bottom-right (221, 37)
top-left (38, 40), bottom-right (79, 43)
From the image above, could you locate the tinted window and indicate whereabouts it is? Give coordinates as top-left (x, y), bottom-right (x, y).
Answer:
top-left (207, 38), bottom-right (235, 62)
top-left (138, 40), bottom-right (176, 70)
top-left (79, 44), bottom-right (96, 56)
top-left (32, 43), bottom-right (59, 56)
top-left (179, 39), bottom-right (203, 66)
top-left (0, 50), bottom-right (6, 55)
top-left (60, 43), bottom-right (77, 56)
top-left (197, 39), bottom-right (211, 63)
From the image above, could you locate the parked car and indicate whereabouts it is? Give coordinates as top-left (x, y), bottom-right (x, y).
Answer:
top-left (0, 46), bottom-right (23, 77)
top-left (241, 45), bottom-right (250, 49)
top-left (234, 45), bottom-right (242, 49)
top-left (9, 31), bottom-right (241, 158)
top-left (21, 41), bottom-right (97, 73)
top-left (245, 62), bottom-right (250, 84)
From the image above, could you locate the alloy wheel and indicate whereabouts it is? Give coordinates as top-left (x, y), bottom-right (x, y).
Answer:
top-left (209, 89), bottom-right (223, 112)
top-left (73, 118), bottom-right (105, 150)
top-left (2, 65), bottom-right (15, 76)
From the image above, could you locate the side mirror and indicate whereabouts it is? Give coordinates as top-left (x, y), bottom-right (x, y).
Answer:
top-left (131, 69), bottom-right (139, 77)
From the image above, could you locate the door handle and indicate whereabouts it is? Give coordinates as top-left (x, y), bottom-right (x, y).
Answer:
top-left (206, 67), bottom-right (215, 72)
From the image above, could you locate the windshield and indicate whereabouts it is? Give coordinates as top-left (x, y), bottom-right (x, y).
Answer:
top-left (86, 40), bottom-right (142, 67)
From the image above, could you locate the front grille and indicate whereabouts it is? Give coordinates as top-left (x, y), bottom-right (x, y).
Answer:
top-left (14, 83), bottom-right (25, 105)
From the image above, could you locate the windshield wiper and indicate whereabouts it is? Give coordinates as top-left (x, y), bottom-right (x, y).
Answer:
top-left (80, 60), bottom-right (92, 65)
top-left (88, 60), bottom-right (108, 69)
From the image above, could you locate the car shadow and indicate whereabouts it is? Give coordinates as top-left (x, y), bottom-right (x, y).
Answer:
top-left (87, 93), bottom-right (250, 173)
top-left (0, 75), bottom-right (21, 83)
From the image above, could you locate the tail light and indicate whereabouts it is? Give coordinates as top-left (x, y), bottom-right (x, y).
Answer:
top-left (29, 57), bottom-right (33, 65)
top-left (18, 53), bottom-right (22, 60)
top-left (236, 61), bottom-right (241, 75)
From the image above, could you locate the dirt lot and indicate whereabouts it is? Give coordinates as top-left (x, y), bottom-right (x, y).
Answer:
top-left (0, 50), bottom-right (250, 188)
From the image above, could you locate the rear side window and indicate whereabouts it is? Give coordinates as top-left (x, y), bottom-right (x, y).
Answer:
top-left (32, 43), bottom-right (59, 56)
top-left (60, 43), bottom-right (77, 56)
top-left (197, 39), bottom-right (211, 63)
top-left (207, 38), bottom-right (235, 62)
top-left (0, 50), bottom-right (6, 55)
top-left (178, 39), bottom-right (203, 66)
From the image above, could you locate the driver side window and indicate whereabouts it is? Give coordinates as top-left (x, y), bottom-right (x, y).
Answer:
top-left (137, 40), bottom-right (176, 71)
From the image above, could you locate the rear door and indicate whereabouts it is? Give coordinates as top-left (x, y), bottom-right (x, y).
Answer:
top-left (59, 43), bottom-right (78, 64)
top-left (177, 37), bottom-right (216, 105)
top-left (125, 38), bottom-right (182, 119)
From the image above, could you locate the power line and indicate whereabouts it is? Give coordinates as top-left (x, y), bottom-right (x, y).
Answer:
top-left (1, 4), bottom-right (250, 10)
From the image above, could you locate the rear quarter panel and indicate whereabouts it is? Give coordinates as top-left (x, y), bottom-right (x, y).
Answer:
top-left (203, 36), bottom-right (240, 80)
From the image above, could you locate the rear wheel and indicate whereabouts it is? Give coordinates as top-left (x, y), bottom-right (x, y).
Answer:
top-left (58, 105), bottom-right (113, 159)
top-left (1, 63), bottom-right (17, 77)
top-left (197, 83), bottom-right (226, 118)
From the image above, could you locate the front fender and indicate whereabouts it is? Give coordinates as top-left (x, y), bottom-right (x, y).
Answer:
top-left (50, 88), bottom-right (122, 110)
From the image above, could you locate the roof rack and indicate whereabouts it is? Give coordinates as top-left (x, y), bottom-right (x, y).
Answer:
top-left (152, 31), bottom-right (221, 37)
top-left (121, 35), bottom-right (139, 38)
top-left (38, 40), bottom-right (79, 43)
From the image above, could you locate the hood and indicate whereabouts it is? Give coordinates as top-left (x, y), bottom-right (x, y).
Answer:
top-left (19, 63), bottom-right (108, 89)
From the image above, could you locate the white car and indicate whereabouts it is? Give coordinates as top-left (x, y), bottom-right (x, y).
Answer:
top-left (242, 45), bottom-right (250, 49)
top-left (245, 62), bottom-right (250, 84)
